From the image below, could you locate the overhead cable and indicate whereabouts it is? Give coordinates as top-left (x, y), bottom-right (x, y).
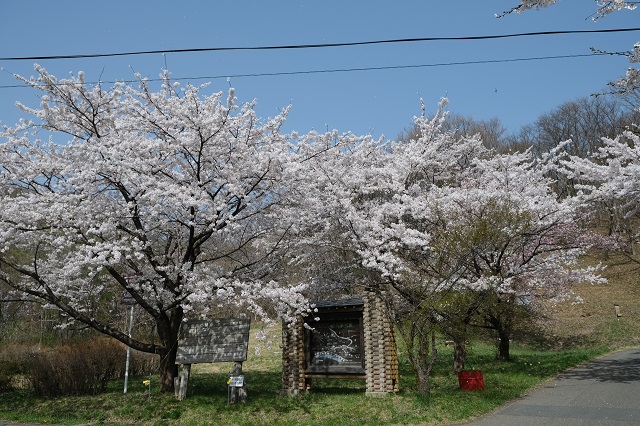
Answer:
top-left (0, 28), bottom-right (639, 62)
top-left (0, 52), bottom-right (614, 89)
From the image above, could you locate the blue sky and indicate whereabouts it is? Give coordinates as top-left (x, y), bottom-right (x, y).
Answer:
top-left (0, 1), bottom-right (638, 140)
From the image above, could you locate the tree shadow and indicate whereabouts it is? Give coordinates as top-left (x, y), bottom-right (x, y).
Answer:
top-left (557, 350), bottom-right (640, 383)
top-left (307, 383), bottom-right (366, 395)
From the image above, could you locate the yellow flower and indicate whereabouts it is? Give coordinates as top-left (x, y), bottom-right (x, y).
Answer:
top-left (227, 379), bottom-right (231, 385)
top-left (143, 379), bottom-right (151, 386)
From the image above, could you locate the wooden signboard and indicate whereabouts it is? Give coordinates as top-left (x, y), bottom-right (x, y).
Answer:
top-left (176, 318), bottom-right (251, 364)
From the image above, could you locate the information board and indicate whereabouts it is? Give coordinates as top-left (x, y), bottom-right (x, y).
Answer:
top-left (306, 313), bottom-right (365, 375)
top-left (176, 318), bottom-right (251, 364)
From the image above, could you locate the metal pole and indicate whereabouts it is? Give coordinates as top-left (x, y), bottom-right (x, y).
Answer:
top-left (123, 305), bottom-right (135, 393)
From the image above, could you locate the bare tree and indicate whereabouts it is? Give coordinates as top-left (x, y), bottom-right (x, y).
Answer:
top-left (542, 97), bottom-right (630, 156)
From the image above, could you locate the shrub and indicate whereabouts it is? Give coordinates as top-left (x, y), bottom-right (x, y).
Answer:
top-left (0, 344), bottom-right (31, 392)
top-left (26, 339), bottom-right (159, 397)
top-left (127, 347), bottom-right (159, 377)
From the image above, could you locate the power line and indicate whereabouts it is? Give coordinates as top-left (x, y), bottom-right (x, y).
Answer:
top-left (0, 52), bottom-right (614, 89)
top-left (0, 28), bottom-right (639, 61)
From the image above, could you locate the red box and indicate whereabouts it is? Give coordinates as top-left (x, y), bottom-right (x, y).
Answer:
top-left (458, 370), bottom-right (484, 391)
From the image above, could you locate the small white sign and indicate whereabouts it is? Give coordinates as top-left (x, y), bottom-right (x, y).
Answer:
top-left (229, 376), bottom-right (244, 387)
top-left (121, 290), bottom-right (136, 305)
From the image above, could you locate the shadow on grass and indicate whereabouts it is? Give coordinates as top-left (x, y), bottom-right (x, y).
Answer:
top-left (304, 378), bottom-right (366, 395)
top-left (185, 370), bottom-right (318, 415)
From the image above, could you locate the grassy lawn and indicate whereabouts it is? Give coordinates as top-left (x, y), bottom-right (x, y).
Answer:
top-left (0, 334), bottom-right (611, 426)
top-left (1, 253), bottom-right (637, 425)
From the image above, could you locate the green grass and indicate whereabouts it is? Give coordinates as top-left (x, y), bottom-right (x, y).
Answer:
top-left (0, 339), bottom-right (608, 426)
top-left (3, 252), bottom-right (637, 426)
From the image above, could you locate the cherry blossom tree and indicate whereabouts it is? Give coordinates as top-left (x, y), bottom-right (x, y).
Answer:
top-left (498, 0), bottom-right (636, 18)
top-left (438, 152), bottom-right (604, 360)
top-left (0, 66), bottom-right (317, 391)
top-left (500, 1), bottom-right (639, 96)
top-left (561, 130), bottom-right (640, 262)
top-left (297, 99), bottom-right (603, 392)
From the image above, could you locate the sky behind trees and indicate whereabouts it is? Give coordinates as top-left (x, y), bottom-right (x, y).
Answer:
top-left (0, 0), bottom-right (638, 139)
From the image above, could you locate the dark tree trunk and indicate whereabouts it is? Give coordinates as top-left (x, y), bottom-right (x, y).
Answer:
top-left (155, 307), bottom-right (184, 392)
top-left (497, 330), bottom-right (511, 360)
top-left (484, 310), bottom-right (513, 362)
top-left (415, 365), bottom-right (431, 395)
top-left (404, 327), bottom-right (438, 395)
top-left (158, 342), bottom-right (179, 392)
top-left (452, 337), bottom-right (467, 373)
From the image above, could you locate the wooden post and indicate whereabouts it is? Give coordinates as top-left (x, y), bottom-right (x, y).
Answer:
top-left (174, 318), bottom-right (251, 400)
top-left (364, 291), bottom-right (399, 396)
top-left (229, 361), bottom-right (248, 403)
top-left (281, 318), bottom-right (306, 395)
top-left (176, 364), bottom-right (191, 400)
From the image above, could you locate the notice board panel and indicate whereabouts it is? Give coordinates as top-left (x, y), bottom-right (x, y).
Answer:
top-left (305, 311), bottom-right (365, 375)
top-left (176, 318), bottom-right (250, 364)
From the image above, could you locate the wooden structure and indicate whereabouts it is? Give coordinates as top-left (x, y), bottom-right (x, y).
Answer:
top-left (281, 292), bottom-right (399, 396)
top-left (174, 318), bottom-right (250, 401)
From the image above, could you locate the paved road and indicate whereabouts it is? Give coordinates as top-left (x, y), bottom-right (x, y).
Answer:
top-left (464, 348), bottom-right (640, 426)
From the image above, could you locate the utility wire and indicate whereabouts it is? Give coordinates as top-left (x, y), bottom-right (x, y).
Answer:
top-left (0, 52), bottom-right (616, 89)
top-left (0, 28), bottom-right (639, 61)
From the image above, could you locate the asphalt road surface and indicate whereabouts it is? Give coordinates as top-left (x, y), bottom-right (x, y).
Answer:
top-left (464, 348), bottom-right (640, 426)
